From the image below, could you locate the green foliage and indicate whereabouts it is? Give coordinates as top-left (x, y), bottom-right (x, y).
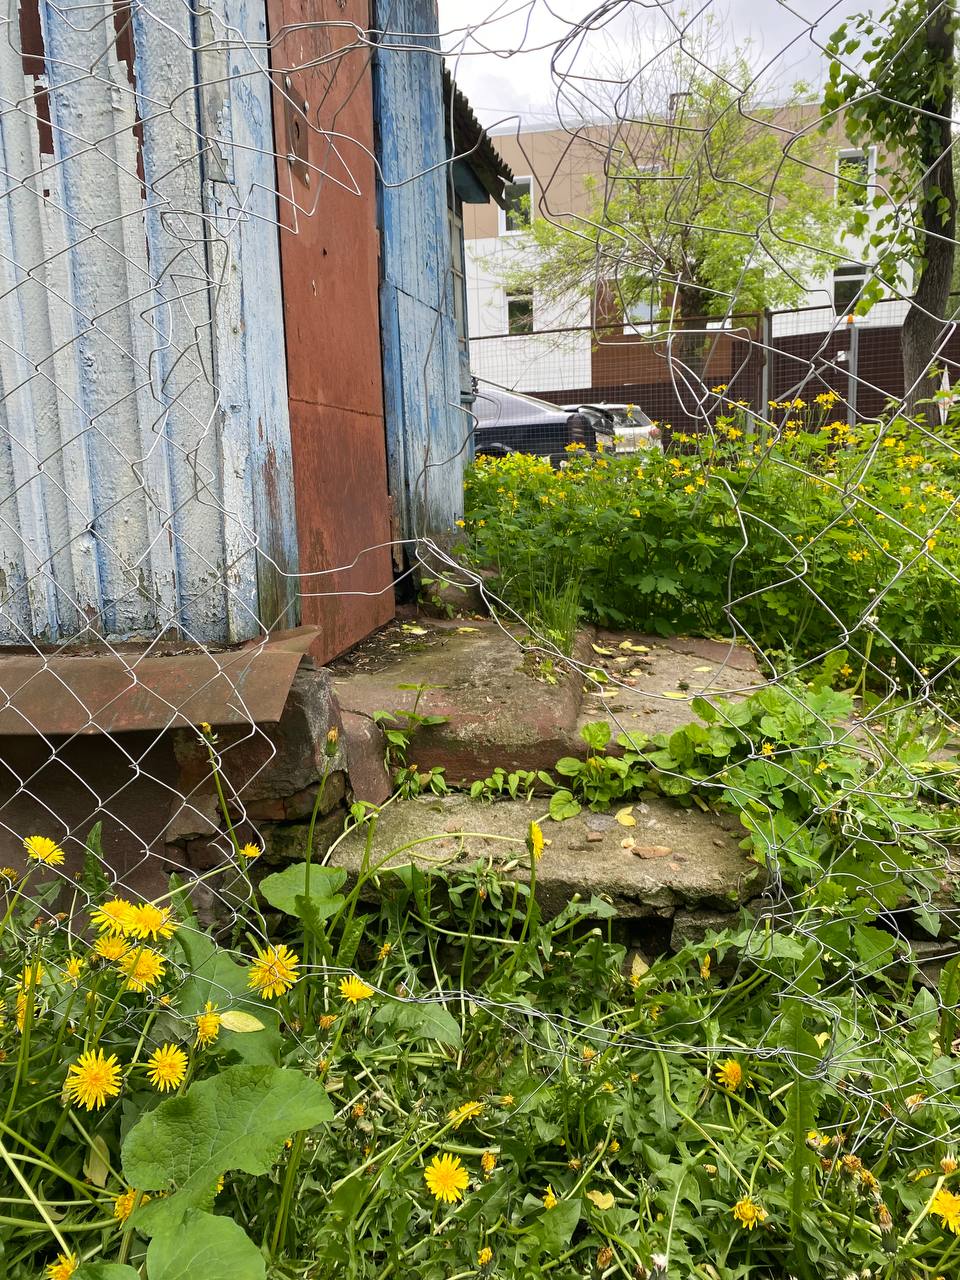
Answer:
top-left (462, 404), bottom-right (960, 692)
top-left (504, 60), bottom-right (847, 318)
top-left (823, 0), bottom-right (959, 314)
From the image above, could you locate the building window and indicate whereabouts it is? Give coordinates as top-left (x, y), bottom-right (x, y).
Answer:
top-left (837, 148), bottom-right (873, 205)
top-left (624, 298), bottom-right (656, 330)
top-left (506, 293), bottom-right (533, 334)
top-left (500, 177), bottom-right (532, 233)
top-left (833, 263), bottom-right (867, 314)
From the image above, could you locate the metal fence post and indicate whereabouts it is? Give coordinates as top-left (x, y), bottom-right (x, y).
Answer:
top-left (847, 316), bottom-right (859, 429)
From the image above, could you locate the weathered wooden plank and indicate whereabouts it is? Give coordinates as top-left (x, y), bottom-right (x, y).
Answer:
top-left (373, 0), bottom-right (465, 539)
top-left (203, 0), bottom-right (299, 638)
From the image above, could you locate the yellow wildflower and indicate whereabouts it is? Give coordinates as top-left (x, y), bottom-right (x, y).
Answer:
top-left (119, 947), bottom-right (166, 993)
top-left (528, 820), bottom-right (545, 863)
top-left (130, 903), bottom-right (176, 942)
top-left (194, 1001), bottom-right (221, 1048)
top-left (715, 1060), bottom-right (743, 1091)
top-left (238, 842), bottom-right (262, 860)
top-left (46, 1253), bottom-right (78, 1280)
top-left (64, 1048), bottom-right (122, 1110)
top-left (93, 936), bottom-right (129, 963)
top-left (931, 1187), bottom-right (960, 1234)
top-left (114, 1188), bottom-right (150, 1222)
top-left (543, 1184), bottom-right (559, 1209)
top-left (24, 835), bottom-right (65, 866)
top-left (146, 1043), bottom-right (188, 1092)
top-left (339, 974), bottom-right (373, 1004)
top-left (63, 956), bottom-right (84, 986)
top-left (477, 1246), bottom-right (493, 1267)
top-left (448, 1100), bottom-right (484, 1129)
top-left (424, 1153), bottom-right (469, 1203)
top-left (481, 1150), bottom-right (497, 1176)
top-left (732, 1197), bottom-right (767, 1230)
top-left (91, 898), bottom-right (137, 936)
top-left (248, 944), bottom-right (300, 1000)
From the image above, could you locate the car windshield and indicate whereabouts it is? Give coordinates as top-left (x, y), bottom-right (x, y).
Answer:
top-left (472, 383), bottom-right (564, 424)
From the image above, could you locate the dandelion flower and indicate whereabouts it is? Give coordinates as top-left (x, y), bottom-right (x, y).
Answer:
top-left (194, 1001), bottom-right (221, 1048)
top-left (339, 974), bottom-right (373, 1004)
top-left (24, 835), bottom-right (65, 866)
top-left (248, 944), bottom-right (299, 1000)
top-left (64, 1048), bottom-right (122, 1110)
top-left (942, 1156), bottom-right (958, 1175)
top-left (46, 1253), bottom-right (79, 1280)
top-left (732, 1197), bottom-right (767, 1230)
top-left (0, 866), bottom-right (20, 882)
top-left (528, 820), bottom-right (545, 863)
top-left (481, 1150), bottom-right (497, 1176)
top-left (318, 1013), bottom-right (337, 1030)
top-left (146, 1043), bottom-right (187, 1092)
top-left (424, 1152), bottom-right (469, 1204)
top-left (238, 843), bottom-right (262, 861)
top-left (931, 1188), bottom-right (960, 1235)
top-left (715, 1060), bottom-right (743, 1091)
top-left (477, 1246), bottom-right (493, 1267)
top-left (93, 935), bottom-right (130, 963)
top-left (91, 898), bottom-right (137, 936)
top-left (378, 942), bottom-right (392, 961)
top-left (114, 1189), bottom-right (150, 1222)
top-left (63, 956), bottom-right (84, 986)
top-left (543, 1184), bottom-right (558, 1209)
top-left (131, 903), bottom-right (176, 942)
top-left (905, 1091), bottom-right (926, 1113)
top-left (119, 947), bottom-right (166, 993)
top-left (448, 1100), bottom-right (484, 1129)
top-left (876, 1202), bottom-right (893, 1234)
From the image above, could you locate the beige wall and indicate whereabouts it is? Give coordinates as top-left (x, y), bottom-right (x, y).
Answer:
top-left (464, 105), bottom-right (856, 242)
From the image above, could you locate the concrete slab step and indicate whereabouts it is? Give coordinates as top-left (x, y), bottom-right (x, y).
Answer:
top-left (333, 620), bottom-right (591, 793)
top-left (327, 793), bottom-right (760, 924)
top-left (578, 631), bottom-right (764, 742)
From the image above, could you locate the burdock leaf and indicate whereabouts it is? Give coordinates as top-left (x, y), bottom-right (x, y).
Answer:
top-left (122, 1066), bottom-right (332, 1233)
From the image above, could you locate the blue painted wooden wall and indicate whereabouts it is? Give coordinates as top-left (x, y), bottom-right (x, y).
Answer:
top-left (372, 0), bottom-right (466, 542)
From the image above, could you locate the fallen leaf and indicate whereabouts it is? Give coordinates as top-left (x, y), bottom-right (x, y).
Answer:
top-left (693, 664), bottom-right (713, 672)
top-left (662, 691), bottom-right (688, 700)
top-left (631, 845), bottom-right (673, 859)
top-left (456, 626), bottom-right (479, 633)
top-left (615, 806), bottom-right (636, 827)
top-left (586, 832), bottom-right (604, 843)
top-left (586, 1190), bottom-right (615, 1211)
top-left (591, 644), bottom-right (615, 656)
top-left (219, 1010), bottom-right (266, 1033)
top-left (618, 640), bottom-right (650, 652)
top-left (401, 624), bottom-right (428, 636)
top-left (631, 952), bottom-right (649, 981)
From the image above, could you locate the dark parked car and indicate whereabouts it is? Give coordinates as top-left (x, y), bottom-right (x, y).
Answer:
top-left (470, 381), bottom-right (614, 465)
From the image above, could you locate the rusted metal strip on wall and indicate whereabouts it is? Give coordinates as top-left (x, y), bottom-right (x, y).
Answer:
top-left (0, 0), bottom-right (298, 646)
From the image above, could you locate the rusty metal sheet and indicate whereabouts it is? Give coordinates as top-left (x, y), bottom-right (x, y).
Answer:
top-left (268, 0), bottom-right (395, 663)
top-left (0, 635), bottom-right (315, 735)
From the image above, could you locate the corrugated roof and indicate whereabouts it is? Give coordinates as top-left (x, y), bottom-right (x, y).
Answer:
top-left (443, 68), bottom-right (514, 206)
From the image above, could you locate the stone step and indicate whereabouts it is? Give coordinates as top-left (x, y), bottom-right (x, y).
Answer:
top-left (325, 794), bottom-right (760, 944)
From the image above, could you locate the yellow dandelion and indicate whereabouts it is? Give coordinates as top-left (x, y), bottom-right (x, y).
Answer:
top-left (64, 1048), bottom-right (122, 1110)
top-left (760, 742), bottom-right (774, 758)
top-left (481, 1150), bottom-right (497, 1176)
top-left (248, 944), bottom-right (300, 1000)
top-left (378, 942), bottom-right (393, 961)
top-left (24, 835), bottom-right (65, 866)
top-left (114, 1188), bottom-right (150, 1222)
top-left (528, 820), bottom-right (545, 863)
top-left (905, 1091), bottom-right (926, 1113)
top-left (46, 1253), bottom-right (78, 1280)
top-left (146, 1043), bottom-right (188, 1092)
top-left (63, 956), bottom-right (84, 986)
top-left (932, 1188), bottom-right (960, 1234)
top-left (448, 1100), bottom-right (484, 1129)
top-left (732, 1197), bottom-right (767, 1230)
top-left (339, 974), bottom-right (373, 1004)
top-left (119, 947), bottom-right (165, 993)
top-left (423, 1153), bottom-right (469, 1204)
top-left (194, 1001), bottom-right (221, 1048)
top-left (130, 903), bottom-right (176, 942)
top-left (715, 1060), bottom-right (743, 1091)
top-left (543, 1184), bottom-right (558, 1210)
top-left (238, 842), bottom-right (262, 861)
top-left (477, 1246), bottom-right (493, 1267)
top-left (90, 898), bottom-right (137, 936)
top-left (0, 866), bottom-right (20, 882)
top-left (700, 954), bottom-right (712, 979)
top-left (318, 1013), bottom-right (337, 1030)
top-left (942, 1156), bottom-right (958, 1175)
top-left (93, 935), bottom-right (130, 963)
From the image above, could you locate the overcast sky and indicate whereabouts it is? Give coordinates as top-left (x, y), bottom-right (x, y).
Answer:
top-left (437, 0), bottom-right (878, 129)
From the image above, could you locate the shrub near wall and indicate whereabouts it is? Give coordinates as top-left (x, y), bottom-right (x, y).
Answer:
top-left (463, 400), bottom-right (960, 688)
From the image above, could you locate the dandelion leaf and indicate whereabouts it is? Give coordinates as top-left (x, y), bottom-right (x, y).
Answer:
top-left (122, 1066), bottom-right (333, 1234)
top-left (145, 1209), bottom-right (264, 1280)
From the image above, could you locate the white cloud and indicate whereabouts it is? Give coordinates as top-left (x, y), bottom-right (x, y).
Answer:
top-left (438, 0), bottom-right (877, 127)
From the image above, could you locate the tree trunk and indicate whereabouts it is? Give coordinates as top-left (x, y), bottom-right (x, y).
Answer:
top-left (902, 0), bottom-right (956, 420)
